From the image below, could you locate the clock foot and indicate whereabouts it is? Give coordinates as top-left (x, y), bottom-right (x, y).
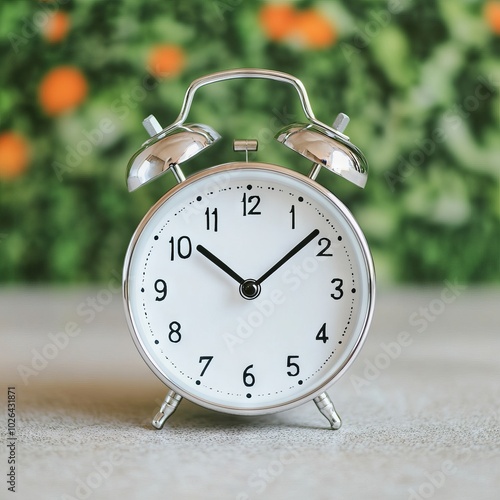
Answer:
top-left (313, 392), bottom-right (342, 430)
top-left (152, 390), bottom-right (182, 429)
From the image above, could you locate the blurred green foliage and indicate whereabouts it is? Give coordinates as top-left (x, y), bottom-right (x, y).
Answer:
top-left (0, 0), bottom-right (498, 284)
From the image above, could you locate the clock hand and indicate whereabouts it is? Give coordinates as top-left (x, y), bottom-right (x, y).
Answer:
top-left (256, 228), bottom-right (320, 285)
top-left (196, 244), bottom-right (245, 285)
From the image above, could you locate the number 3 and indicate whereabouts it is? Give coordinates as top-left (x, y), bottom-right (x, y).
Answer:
top-left (331, 278), bottom-right (343, 300)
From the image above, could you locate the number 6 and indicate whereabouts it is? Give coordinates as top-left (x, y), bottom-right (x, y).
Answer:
top-left (243, 364), bottom-right (255, 387)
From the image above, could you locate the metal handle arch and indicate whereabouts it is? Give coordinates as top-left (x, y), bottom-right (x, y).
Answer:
top-left (163, 68), bottom-right (324, 132)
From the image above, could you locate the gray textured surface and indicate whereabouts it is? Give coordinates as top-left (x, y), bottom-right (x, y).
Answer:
top-left (1, 286), bottom-right (499, 500)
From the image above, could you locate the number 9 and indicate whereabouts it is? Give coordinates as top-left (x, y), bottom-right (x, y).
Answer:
top-left (154, 279), bottom-right (167, 301)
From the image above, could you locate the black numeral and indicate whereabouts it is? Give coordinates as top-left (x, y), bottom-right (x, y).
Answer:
top-left (199, 356), bottom-right (213, 377)
top-left (290, 205), bottom-right (296, 229)
top-left (242, 193), bottom-right (261, 216)
top-left (286, 355), bottom-right (300, 376)
top-left (243, 364), bottom-right (255, 387)
top-left (154, 279), bottom-right (167, 301)
top-left (168, 321), bottom-right (182, 343)
top-left (315, 323), bottom-right (329, 343)
top-left (317, 238), bottom-right (333, 257)
top-left (331, 278), bottom-right (343, 300)
top-left (205, 208), bottom-right (218, 232)
top-left (169, 236), bottom-right (192, 261)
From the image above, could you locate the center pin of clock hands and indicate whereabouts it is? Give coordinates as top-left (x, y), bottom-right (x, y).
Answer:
top-left (196, 228), bottom-right (320, 300)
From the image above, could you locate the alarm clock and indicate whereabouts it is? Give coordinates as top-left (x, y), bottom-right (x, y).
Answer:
top-left (123, 69), bottom-right (375, 430)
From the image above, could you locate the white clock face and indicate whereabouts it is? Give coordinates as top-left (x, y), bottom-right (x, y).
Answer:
top-left (124, 163), bottom-right (374, 414)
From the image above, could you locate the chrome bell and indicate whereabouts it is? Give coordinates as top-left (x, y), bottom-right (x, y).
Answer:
top-left (126, 120), bottom-right (221, 191)
top-left (275, 116), bottom-right (368, 189)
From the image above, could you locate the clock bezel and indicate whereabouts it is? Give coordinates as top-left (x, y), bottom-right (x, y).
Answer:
top-left (123, 162), bottom-right (375, 416)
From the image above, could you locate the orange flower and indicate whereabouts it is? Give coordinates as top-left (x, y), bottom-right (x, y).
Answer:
top-left (293, 9), bottom-right (336, 49)
top-left (39, 66), bottom-right (88, 116)
top-left (0, 132), bottom-right (30, 179)
top-left (42, 12), bottom-right (70, 43)
top-left (259, 4), bottom-right (296, 41)
top-left (485, 1), bottom-right (500, 34)
top-left (259, 4), bottom-right (336, 49)
top-left (147, 45), bottom-right (186, 78)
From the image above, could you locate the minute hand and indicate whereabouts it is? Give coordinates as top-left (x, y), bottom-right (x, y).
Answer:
top-left (256, 229), bottom-right (320, 285)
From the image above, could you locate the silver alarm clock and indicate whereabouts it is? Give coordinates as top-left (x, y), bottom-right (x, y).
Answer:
top-left (123, 69), bottom-right (375, 430)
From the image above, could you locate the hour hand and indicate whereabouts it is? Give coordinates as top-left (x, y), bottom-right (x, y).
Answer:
top-left (196, 245), bottom-right (244, 285)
